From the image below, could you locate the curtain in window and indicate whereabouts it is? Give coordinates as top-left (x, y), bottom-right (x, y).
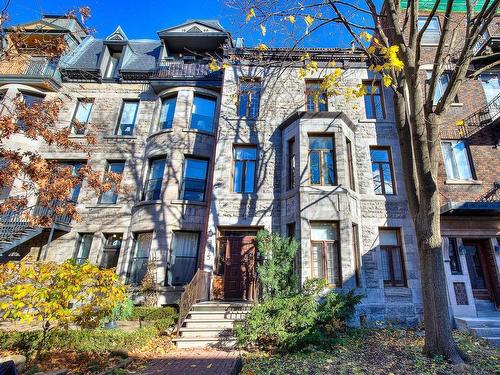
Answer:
top-left (442, 141), bottom-right (472, 180)
top-left (129, 232), bottom-right (153, 285)
top-left (169, 232), bottom-right (199, 285)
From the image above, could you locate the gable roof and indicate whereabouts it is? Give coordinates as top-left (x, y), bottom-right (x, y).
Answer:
top-left (106, 26), bottom-right (128, 41)
top-left (157, 19), bottom-right (227, 36)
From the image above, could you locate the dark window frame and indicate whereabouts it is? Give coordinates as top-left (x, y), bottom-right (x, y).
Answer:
top-left (180, 156), bottom-right (209, 201)
top-left (370, 146), bottom-right (396, 195)
top-left (308, 135), bottom-right (336, 186)
top-left (143, 157), bottom-right (166, 201)
top-left (98, 160), bottom-right (125, 204)
top-left (363, 80), bottom-right (386, 119)
top-left (158, 94), bottom-right (177, 130)
top-left (352, 223), bottom-right (361, 287)
top-left (449, 237), bottom-right (462, 275)
top-left (115, 99), bottom-right (139, 136)
top-left (232, 145), bottom-right (257, 194)
top-left (287, 138), bottom-right (296, 190)
top-left (189, 94), bottom-right (217, 133)
top-left (346, 138), bottom-right (355, 191)
top-left (310, 222), bottom-right (341, 287)
top-left (74, 233), bottom-right (94, 265)
top-left (238, 79), bottom-right (261, 118)
top-left (127, 231), bottom-right (153, 285)
top-left (71, 98), bottom-right (94, 135)
top-left (169, 230), bottom-right (200, 286)
top-left (379, 228), bottom-right (407, 287)
top-left (305, 80), bottom-right (328, 112)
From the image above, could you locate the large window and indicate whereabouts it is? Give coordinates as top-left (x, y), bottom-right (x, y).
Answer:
top-left (71, 99), bottom-right (93, 135)
top-left (159, 95), bottom-right (177, 130)
top-left (104, 51), bottom-right (121, 78)
top-left (363, 81), bottom-right (385, 119)
top-left (75, 233), bottom-right (93, 265)
top-left (480, 73), bottom-right (500, 104)
top-left (441, 140), bottom-right (474, 180)
top-left (60, 161), bottom-right (84, 202)
top-left (287, 138), bottom-right (296, 190)
top-left (181, 158), bottom-right (208, 201)
top-left (233, 146), bottom-right (257, 193)
top-left (115, 100), bottom-right (139, 136)
top-left (346, 138), bottom-right (355, 191)
top-left (310, 222), bottom-right (340, 285)
top-left (238, 80), bottom-right (261, 118)
top-left (379, 228), bottom-right (405, 287)
top-left (305, 81), bottom-right (328, 112)
top-left (418, 16), bottom-right (441, 44)
top-left (190, 95), bottom-right (216, 132)
top-left (100, 233), bottom-right (123, 269)
top-left (309, 136), bottom-right (335, 185)
top-left (18, 92), bottom-right (44, 130)
top-left (168, 231), bottom-right (199, 286)
top-left (370, 147), bottom-right (395, 195)
top-left (426, 72), bottom-right (458, 104)
top-left (143, 158), bottom-right (165, 201)
top-left (99, 161), bottom-right (125, 204)
top-left (128, 232), bottom-right (153, 285)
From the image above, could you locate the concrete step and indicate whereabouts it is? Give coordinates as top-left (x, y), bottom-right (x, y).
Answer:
top-left (173, 337), bottom-right (237, 349)
top-left (471, 327), bottom-right (500, 337)
top-left (184, 319), bottom-right (237, 329)
top-left (455, 317), bottom-right (500, 329)
top-left (188, 311), bottom-right (248, 320)
top-left (192, 302), bottom-right (253, 312)
top-left (179, 327), bottom-right (234, 338)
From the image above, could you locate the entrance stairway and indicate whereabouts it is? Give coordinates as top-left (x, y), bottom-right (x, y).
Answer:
top-left (455, 301), bottom-right (500, 347)
top-left (173, 301), bottom-right (252, 349)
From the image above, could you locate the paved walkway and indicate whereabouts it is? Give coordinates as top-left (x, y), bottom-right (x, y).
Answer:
top-left (138, 349), bottom-right (242, 375)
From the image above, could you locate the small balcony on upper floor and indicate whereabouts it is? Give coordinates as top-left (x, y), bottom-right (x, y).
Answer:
top-left (149, 59), bottom-right (223, 93)
top-left (0, 56), bottom-right (62, 91)
top-left (473, 21), bottom-right (500, 56)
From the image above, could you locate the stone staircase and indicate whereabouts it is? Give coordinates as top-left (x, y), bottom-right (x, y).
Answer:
top-left (173, 301), bottom-right (252, 349)
top-left (455, 300), bottom-right (500, 347)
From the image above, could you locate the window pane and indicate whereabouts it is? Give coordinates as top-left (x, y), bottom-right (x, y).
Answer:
top-left (441, 142), bottom-right (458, 179)
top-left (372, 163), bottom-right (382, 194)
top-left (245, 161), bottom-right (255, 193)
top-left (100, 161), bottom-right (125, 204)
top-left (105, 52), bottom-right (121, 78)
top-left (419, 16), bottom-right (440, 44)
top-left (370, 149), bottom-right (389, 162)
top-left (380, 229), bottom-right (399, 246)
top-left (117, 101), bottom-right (139, 135)
top-left (22, 93), bottom-right (43, 107)
top-left (309, 137), bottom-right (333, 150)
top-left (144, 159), bottom-right (165, 201)
top-left (312, 242), bottom-right (324, 279)
top-left (190, 95), bottom-right (216, 132)
top-left (453, 141), bottom-right (473, 179)
top-left (238, 93), bottom-right (249, 116)
top-left (101, 233), bottom-right (122, 269)
top-left (235, 147), bottom-right (257, 160)
top-left (311, 222), bottom-right (337, 241)
top-left (381, 163), bottom-right (394, 194)
top-left (309, 151), bottom-right (321, 184)
top-left (318, 93), bottom-right (328, 112)
top-left (323, 152), bottom-right (335, 185)
top-left (170, 232), bottom-right (199, 285)
top-left (233, 160), bottom-right (243, 193)
top-left (380, 249), bottom-right (391, 281)
top-left (391, 249), bottom-right (403, 284)
top-left (449, 238), bottom-right (462, 274)
top-left (76, 234), bottom-right (93, 265)
top-left (182, 158), bottom-right (208, 201)
top-left (159, 96), bottom-right (176, 129)
top-left (73, 100), bottom-right (93, 134)
top-left (373, 95), bottom-right (383, 119)
top-left (364, 93), bottom-right (375, 119)
top-left (325, 242), bottom-right (339, 284)
top-left (170, 258), bottom-right (197, 285)
top-left (249, 90), bottom-right (260, 118)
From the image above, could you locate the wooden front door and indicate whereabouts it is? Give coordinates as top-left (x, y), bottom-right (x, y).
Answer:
top-left (463, 241), bottom-right (492, 301)
top-left (223, 235), bottom-right (256, 301)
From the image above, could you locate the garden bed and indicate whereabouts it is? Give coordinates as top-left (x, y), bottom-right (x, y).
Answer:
top-left (241, 329), bottom-right (500, 375)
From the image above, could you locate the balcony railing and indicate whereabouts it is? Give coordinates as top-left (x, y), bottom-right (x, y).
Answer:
top-left (458, 92), bottom-right (500, 138)
top-left (151, 60), bottom-right (222, 80)
top-left (0, 57), bottom-right (60, 81)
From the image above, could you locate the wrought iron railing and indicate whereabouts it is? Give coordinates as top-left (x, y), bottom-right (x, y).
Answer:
top-left (176, 269), bottom-right (211, 336)
top-left (151, 60), bottom-right (222, 80)
top-left (0, 57), bottom-right (60, 80)
top-left (457, 92), bottom-right (500, 138)
top-left (0, 204), bottom-right (71, 242)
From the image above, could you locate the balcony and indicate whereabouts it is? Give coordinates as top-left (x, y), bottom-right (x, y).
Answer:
top-left (0, 57), bottom-right (62, 91)
top-left (149, 60), bottom-right (222, 93)
top-left (473, 23), bottom-right (500, 56)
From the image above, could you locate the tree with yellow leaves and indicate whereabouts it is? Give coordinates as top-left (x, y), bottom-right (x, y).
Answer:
top-left (0, 260), bottom-right (126, 360)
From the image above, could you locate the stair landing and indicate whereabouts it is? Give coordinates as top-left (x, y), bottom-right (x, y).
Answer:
top-left (455, 300), bottom-right (500, 347)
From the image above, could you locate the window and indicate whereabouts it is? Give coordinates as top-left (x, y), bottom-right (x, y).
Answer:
top-left (448, 237), bottom-right (462, 275)
top-left (18, 92), bottom-right (44, 130)
top-left (370, 147), bottom-right (395, 195)
top-left (287, 138), bottom-right (296, 190)
top-left (346, 138), bottom-right (355, 191)
top-left (480, 73), bottom-right (500, 104)
top-left (104, 52), bottom-right (121, 78)
top-left (101, 233), bottom-right (123, 269)
top-left (75, 233), bottom-right (93, 265)
top-left (233, 146), bottom-right (257, 193)
top-left (363, 81), bottom-right (385, 119)
top-left (0, 158), bottom-right (11, 200)
top-left (287, 222), bottom-right (296, 239)
top-left (168, 231), bottom-right (199, 285)
top-left (352, 224), bottom-right (361, 287)
top-left (426, 72), bottom-right (458, 104)
top-left (305, 81), bottom-right (328, 112)
top-left (418, 16), bottom-right (441, 44)
top-left (60, 161), bottom-right (84, 202)
top-left (379, 228), bottom-right (405, 287)
top-left (115, 100), bottom-right (139, 136)
top-left (128, 232), bottom-right (153, 285)
top-left (238, 80), bottom-right (261, 118)
top-left (99, 161), bottom-right (125, 204)
top-left (159, 95), bottom-right (177, 130)
top-left (181, 158), bottom-right (208, 201)
top-left (190, 95), bottom-right (216, 132)
top-left (71, 99), bottom-right (93, 135)
top-left (309, 136), bottom-right (335, 185)
top-left (441, 140), bottom-right (474, 180)
top-left (310, 222), bottom-right (340, 285)
top-left (143, 158), bottom-right (165, 201)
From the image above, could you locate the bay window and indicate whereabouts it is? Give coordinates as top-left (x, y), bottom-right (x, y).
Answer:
top-left (168, 231), bottom-right (199, 285)
top-left (309, 136), bottom-right (335, 185)
top-left (310, 222), bottom-right (340, 286)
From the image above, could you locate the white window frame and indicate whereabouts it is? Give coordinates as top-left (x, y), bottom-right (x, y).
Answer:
top-left (441, 140), bottom-right (474, 181)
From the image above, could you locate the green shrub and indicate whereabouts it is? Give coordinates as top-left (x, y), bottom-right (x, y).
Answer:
top-left (317, 290), bottom-right (364, 332)
top-left (107, 298), bottom-right (134, 322)
top-left (153, 318), bottom-right (176, 333)
top-left (129, 306), bottom-right (178, 322)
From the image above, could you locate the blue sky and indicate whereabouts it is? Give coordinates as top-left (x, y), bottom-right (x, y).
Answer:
top-left (5, 0), bottom-right (377, 48)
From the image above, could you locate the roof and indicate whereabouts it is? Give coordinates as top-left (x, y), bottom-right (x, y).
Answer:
top-left (400, 0), bottom-right (500, 12)
top-left (158, 19), bottom-right (227, 35)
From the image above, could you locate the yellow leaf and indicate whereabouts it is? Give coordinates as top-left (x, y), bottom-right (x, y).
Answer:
top-left (304, 15), bottom-right (314, 27)
top-left (288, 15), bottom-right (296, 24)
top-left (383, 75), bottom-right (393, 87)
top-left (246, 8), bottom-right (256, 22)
top-left (360, 31), bottom-right (372, 42)
top-left (455, 119), bottom-right (464, 126)
top-left (257, 43), bottom-right (268, 51)
top-left (367, 46), bottom-right (376, 54)
top-left (260, 24), bottom-right (266, 36)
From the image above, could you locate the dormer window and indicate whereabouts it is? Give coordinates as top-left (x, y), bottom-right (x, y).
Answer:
top-left (104, 51), bottom-right (122, 79)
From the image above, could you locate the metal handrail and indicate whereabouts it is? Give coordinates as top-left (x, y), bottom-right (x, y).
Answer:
top-left (0, 57), bottom-right (59, 79)
top-left (459, 92), bottom-right (500, 138)
top-left (152, 60), bottom-right (221, 79)
top-left (176, 269), bottom-right (211, 337)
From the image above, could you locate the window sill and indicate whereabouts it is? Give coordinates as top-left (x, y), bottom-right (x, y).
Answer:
top-left (445, 179), bottom-right (482, 185)
top-left (86, 204), bottom-right (123, 208)
top-left (147, 128), bottom-right (173, 140)
top-left (182, 128), bottom-right (215, 136)
top-left (384, 286), bottom-right (411, 295)
top-left (133, 199), bottom-right (162, 207)
top-left (450, 102), bottom-right (464, 107)
top-left (358, 118), bottom-right (390, 124)
top-left (421, 43), bottom-right (439, 47)
top-left (170, 199), bottom-right (207, 207)
top-left (104, 135), bottom-right (137, 140)
top-left (68, 134), bottom-right (87, 139)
